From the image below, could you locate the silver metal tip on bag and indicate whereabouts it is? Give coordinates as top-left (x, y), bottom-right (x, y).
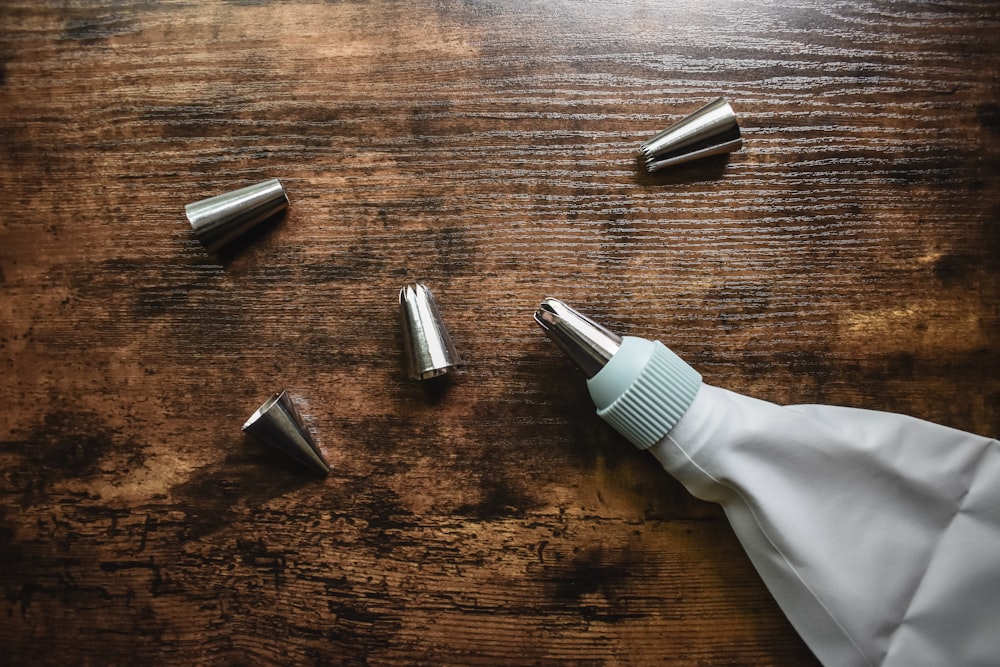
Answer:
top-left (534, 298), bottom-right (622, 379)
top-left (242, 390), bottom-right (330, 476)
top-left (639, 97), bottom-right (742, 173)
top-left (399, 283), bottom-right (462, 380)
top-left (185, 178), bottom-right (289, 253)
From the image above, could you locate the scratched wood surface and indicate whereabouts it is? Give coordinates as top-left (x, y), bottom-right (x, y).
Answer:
top-left (2, 1), bottom-right (998, 665)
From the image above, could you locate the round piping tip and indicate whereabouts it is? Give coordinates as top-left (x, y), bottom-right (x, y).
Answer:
top-left (185, 178), bottom-right (289, 254)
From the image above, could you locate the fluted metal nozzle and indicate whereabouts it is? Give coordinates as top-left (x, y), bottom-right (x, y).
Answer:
top-left (400, 283), bottom-right (462, 380)
top-left (185, 178), bottom-right (289, 253)
top-left (242, 389), bottom-right (330, 476)
top-left (640, 97), bottom-right (742, 173)
top-left (534, 298), bottom-right (622, 378)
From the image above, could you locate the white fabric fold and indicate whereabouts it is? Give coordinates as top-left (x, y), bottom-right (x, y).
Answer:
top-left (651, 385), bottom-right (1000, 667)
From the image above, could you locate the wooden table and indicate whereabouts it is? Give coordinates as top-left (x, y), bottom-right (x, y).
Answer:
top-left (2, 1), bottom-right (997, 664)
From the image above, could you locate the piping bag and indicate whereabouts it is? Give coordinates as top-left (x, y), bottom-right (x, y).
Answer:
top-left (535, 298), bottom-right (1000, 667)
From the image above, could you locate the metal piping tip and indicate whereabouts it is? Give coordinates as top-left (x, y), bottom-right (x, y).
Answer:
top-left (242, 389), bottom-right (330, 476)
top-left (185, 178), bottom-right (289, 253)
top-left (534, 298), bottom-right (622, 378)
top-left (399, 283), bottom-right (462, 380)
top-left (640, 97), bottom-right (742, 173)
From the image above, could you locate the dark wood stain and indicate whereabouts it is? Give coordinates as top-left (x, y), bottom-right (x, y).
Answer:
top-left (2, 1), bottom-right (998, 665)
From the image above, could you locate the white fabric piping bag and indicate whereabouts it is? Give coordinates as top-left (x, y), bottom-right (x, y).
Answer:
top-left (535, 298), bottom-right (1000, 667)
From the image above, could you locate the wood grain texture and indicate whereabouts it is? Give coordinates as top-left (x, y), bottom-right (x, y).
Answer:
top-left (1, 1), bottom-right (998, 664)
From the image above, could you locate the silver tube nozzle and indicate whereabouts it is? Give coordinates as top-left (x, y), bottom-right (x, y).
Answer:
top-left (242, 389), bottom-right (330, 476)
top-left (185, 178), bottom-right (289, 254)
top-left (534, 298), bottom-right (622, 378)
top-left (640, 97), bottom-right (742, 173)
top-left (400, 283), bottom-right (462, 380)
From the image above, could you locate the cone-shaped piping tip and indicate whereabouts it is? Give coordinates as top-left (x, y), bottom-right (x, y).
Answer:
top-left (639, 97), bottom-right (742, 173)
top-left (399, 283), bottom-right (462, 380)
top-left (534, 298), bottom-right (622, 378)
top-left (242, 389), bottom-right (330, 476)
top-left (185, 178), bottom-right (289, 253)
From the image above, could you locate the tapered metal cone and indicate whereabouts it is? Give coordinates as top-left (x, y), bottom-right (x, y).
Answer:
top-left (534, 297), bottom-right (622, 379)
top-left (399, 283), bottom-right (462, 380)
top-left (242, 390), bottom-right (330, 476)
top-left (639, 97), bottom-right (742, 173)
top-left (185, 178), bottom-right (289, 253)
